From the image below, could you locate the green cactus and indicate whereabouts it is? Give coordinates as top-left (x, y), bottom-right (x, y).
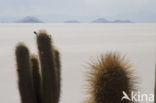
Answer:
top-left (15, 31), bottom-right (61, 103)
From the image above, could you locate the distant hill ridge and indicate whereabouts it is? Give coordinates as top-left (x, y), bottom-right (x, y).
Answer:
top-left (0, 16), bottom-right (133, 23)
top-left (16, 16), bottom-right (43, 23)
top-left (92, 18), bottom-right (132, 23)
top-left (64, 20), bottom-right (80, 23)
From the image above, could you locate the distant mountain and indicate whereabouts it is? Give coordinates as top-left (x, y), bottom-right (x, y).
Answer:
top-left (64, 20), bottom-right (80, 23)
top-left (92, 18), bottom-right (109, 23)
top-left (109, 11), bottom-right (156, 23)
top-left (0, 11), bottom-right (155, 23)
top-left (16, 16), bottom-right (43, 23)
top-left (92, 18), bottom-right (132, 23)
top-left (111, 20), bottom-right (132, 23)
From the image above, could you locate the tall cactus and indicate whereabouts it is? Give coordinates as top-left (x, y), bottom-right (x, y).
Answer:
top-left (15, 30), bottom-right (61, 103)
top-left (37, 31), bottom-right (58, 103)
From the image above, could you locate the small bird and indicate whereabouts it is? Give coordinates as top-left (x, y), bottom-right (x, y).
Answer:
top-left (34, 31), bottom-right (37, 35)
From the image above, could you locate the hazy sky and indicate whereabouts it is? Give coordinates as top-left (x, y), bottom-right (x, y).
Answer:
top-left (0, 0), bottom-right (156, 22)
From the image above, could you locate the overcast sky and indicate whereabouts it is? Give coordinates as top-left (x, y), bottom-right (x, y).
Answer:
top-left (0, 0), bottom-right (156, 22)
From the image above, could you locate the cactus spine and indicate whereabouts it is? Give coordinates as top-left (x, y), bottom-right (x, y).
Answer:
top-left (15, 31), bottom-right (61, 103)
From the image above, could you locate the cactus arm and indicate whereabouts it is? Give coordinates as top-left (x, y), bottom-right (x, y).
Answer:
top-left (15, 43), bottom-right (36, 103)
top-left (30, 54), bottom-right (42, 103)
top-left (154, 64), bottom-right (156, 103)
top-left (37, 32), bottom-right (57, 103)
top-left (54, 49), bottom-right (61, 103)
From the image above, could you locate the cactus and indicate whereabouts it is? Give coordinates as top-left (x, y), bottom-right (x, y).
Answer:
top-left (154, 63), bottom-right (156, 103)
top-left (85, 53), bottom-right (136, 103)
top-left (15, 43), bottom-right (36, 103)
top-left (54, 48), bottom-right (61, 103)
top-left (30, 55), bottom-right (42, 103)
top-left (15, 31), bottom-right (61, 103)
top-left (37, 31), bottom-right (58, 103)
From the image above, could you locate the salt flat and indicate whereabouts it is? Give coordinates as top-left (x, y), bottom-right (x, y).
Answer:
top-left (0, 23), bottom-right (155, 103)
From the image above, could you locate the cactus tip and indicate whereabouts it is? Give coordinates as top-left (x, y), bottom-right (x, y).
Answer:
top-left (37, 30), bottom-right (52, 41)
top-left (15, 42), bottom-right (29, 55)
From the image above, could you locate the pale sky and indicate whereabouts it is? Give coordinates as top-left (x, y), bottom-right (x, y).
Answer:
top-left (0, 0), bottom-right (156, 22)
